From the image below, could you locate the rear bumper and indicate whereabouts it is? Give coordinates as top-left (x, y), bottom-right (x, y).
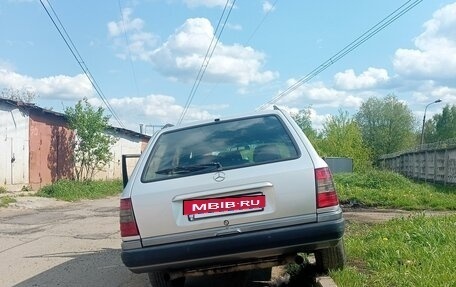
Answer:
top-left (121, 218), bottom-right (345, 273)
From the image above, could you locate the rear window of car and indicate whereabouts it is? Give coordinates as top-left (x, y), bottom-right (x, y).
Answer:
top-left (141, 115), bottom-right (300, 182)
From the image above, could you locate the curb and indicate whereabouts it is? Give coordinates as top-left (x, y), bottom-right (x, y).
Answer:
top-left (316, 275), bottom-right (338, 287)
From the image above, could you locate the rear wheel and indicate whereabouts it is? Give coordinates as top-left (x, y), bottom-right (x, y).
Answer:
top-left (314, 240), bottom-right (346, 273)
top-left (148, 272), bottom-right (185, 287)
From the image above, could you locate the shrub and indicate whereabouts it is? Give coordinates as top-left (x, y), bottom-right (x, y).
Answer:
top-left (38, 179), bottom-right (122, 201)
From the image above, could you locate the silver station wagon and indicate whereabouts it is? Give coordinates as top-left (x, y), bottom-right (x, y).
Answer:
top-left (120, 108), bottom-right (345, 287)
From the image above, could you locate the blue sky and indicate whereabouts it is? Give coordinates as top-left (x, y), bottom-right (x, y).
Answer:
top-left (1, 0), bottom-right (456, 132)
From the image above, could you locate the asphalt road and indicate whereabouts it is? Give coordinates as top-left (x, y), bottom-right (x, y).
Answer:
top-left (0, 196), bottom-right (331, 287)
top-left (0, 196), bottom-right (151, 287)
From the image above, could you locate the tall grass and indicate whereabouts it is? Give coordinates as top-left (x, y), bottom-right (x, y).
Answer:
top-left (332, 214), bottom-right (456, 287)
top-left (37, 179), bottom-right (122, 201)
top-left (334, 170), bottom-right (456, 210)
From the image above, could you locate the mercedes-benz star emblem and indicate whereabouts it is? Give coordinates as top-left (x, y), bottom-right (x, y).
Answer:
top-left (213, 171), bottom-right (226, 182)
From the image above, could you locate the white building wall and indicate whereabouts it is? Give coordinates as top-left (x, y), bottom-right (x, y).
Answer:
top-left (0, 103), bottom-right (30, 190)
top-left (94, 132), bottom-right (144, 181)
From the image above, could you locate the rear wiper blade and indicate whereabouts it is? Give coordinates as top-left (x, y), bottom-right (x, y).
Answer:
top-left (156, 162), bottom-right (222, 175)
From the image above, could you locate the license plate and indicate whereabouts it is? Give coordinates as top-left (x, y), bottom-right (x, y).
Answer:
top-left (183, 194), bottom-right (265, 220)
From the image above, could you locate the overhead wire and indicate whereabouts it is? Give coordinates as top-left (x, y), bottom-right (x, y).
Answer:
top-left (39, 0), bottom-right (125, 128)
top-left (245, 0), bottom-right (279, 45)
top-left (177, 0), bottom-right (236, 125)
top-left (257, 0), bottom-right (423, 111)
top-left (118, 0), bottom-right (141, 98)
top-left (193, 0), bottom-right (279, 112)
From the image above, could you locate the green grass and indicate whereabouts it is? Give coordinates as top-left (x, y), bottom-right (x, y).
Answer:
top-left (0, 186), bottom-right (7, 193)
top-left (37, 179), bottom-right (122, 201)
top-left (334, 170), bottom-right (456, 210)
top-left (332, 214), bottom-right (456, 287)
top-left (0, 196), bottom-right (16, 207)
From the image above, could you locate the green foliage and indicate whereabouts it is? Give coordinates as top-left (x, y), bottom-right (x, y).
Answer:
top-left (37, 179), bottom-right (122, 201)
top-left (334, 170), bottom-right (456, 210)
top-left (355, 95), bottom-right (416, 160)
top-left (0, 196), bottom-right (16, 207)
top-left (332, 214), bottom-right (456, 287)
top-left (319, 110), bottom-right (372, 171)
top-left (425, 104), bottom-right (456, 143)
top-left (291, 108), bottom-right (319, 146)
top-left (0, 186), bottom-right (7, 194)
top-left (65, 98), bottom-right (117, 181)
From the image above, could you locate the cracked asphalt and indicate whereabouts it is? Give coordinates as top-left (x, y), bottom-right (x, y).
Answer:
top-left (0, 196), bottom-right (150, 287)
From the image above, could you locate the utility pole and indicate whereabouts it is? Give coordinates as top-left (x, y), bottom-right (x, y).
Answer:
top-left (420, 99), bottom-right (442, 148)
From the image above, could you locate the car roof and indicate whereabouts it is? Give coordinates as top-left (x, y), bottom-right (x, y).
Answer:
top-left (161, 109), bottom-right (286, 133)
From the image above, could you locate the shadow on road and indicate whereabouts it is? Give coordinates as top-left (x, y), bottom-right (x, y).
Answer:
top-left (13, 249), bottom-right (319, 287)
top-left (13, 248), bottom-right (149, 287)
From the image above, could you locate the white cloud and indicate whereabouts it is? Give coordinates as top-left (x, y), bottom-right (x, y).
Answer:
top-left (275, 105), bottom-right (329, 131)
top-left (262, 1), bottom-right (276, 13)
top-left (108, 8), bottom-right (145, 37)
top-left (108, 8), bottom-right (158, 61)
top-left (226, 23), bottom-right (242, 31)
top-left (149, 17), bottom-right (278, 85)
top-left (334, 68), bottom-right (390, 90)
top-left (411, 83), bottom-right (456, 106)
top-left (0, 68), bottom-right (93, 100)
top-left (108, 11), bottom-right (276, 85)
top-left (276, 79), bottom-right (364, 109)
top-left (91, 94), bottom-right (218, 126)
top-left (393, 2), bottom-right (456, 80)
top-left (183, 0), bottom-right (230, 8)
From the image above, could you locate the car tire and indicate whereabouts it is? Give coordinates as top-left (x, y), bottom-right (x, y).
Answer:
top-left (314, 239), bottom-right (346, 272)
top-left (148, 272), bottom-right (185, 287)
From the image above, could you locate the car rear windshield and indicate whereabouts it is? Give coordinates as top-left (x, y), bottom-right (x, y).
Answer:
top-left (141, 115), bottom-right (299, 182)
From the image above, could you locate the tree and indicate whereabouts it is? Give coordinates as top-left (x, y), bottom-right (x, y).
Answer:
top-left (355, 95), bottom-right (416, 161)
top-left (319, 110), bottom-right (372, 171)
top-left (1, 88), bottom-right (37, 103)
top-left (425, 104), bottom-right (456, 142)
top-left (291, 108), bottom-right (319, 148)
top-left (65, 98), bottom-right (117, 181)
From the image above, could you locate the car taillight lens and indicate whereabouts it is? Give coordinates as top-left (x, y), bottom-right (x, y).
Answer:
top-left (315, 167), bottom-right (339, 208)
top-left (120, 198), bottom-right (139, 237)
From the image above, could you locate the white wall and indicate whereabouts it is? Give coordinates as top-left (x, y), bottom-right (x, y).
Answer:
top-left (94, 131), bottom-right (144, 181)
top-left (0, 103), bottom-right (29, 190)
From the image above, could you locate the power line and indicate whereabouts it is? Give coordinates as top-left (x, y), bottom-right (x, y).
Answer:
top-left (187, 0), bottom-right (280, 112)
top-left (246, 0), bottom-right (279, 45)
top-left (39, 0), bottom-right (125, 128)
top-left (177, 0), bottom-right (236, 125)
top-left (257, 0), bottom-right (423, 111)
top-left (118, 0), bottom-right (140, 98)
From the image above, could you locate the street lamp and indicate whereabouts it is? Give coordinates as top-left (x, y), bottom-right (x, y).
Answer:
top-left (420, 99), bottom-right (442, 148)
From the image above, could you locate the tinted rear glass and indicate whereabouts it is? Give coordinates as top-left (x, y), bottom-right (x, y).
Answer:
top-left (141, 115), bottom-right (299, 182)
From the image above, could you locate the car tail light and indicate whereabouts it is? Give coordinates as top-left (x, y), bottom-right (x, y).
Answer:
top-left (315, 167), bottom-right (339, 208)
top-left (120, 198), bottom-right (139, 237)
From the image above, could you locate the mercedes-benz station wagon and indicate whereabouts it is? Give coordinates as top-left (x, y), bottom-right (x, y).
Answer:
top-left (120, 108), bottom-right (345, 287)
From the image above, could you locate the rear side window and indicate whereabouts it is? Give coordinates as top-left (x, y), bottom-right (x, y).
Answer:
top-left (141, 115), bottom-right (299, 182)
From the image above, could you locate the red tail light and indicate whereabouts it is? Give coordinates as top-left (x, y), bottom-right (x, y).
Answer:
top-left (315, 167), bottom-right (339, 208)
top-left (120, 198), bottom-right (139, 237)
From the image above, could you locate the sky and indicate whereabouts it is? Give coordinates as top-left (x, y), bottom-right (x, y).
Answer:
top-left (1, 0), bottom-right (456, 133)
